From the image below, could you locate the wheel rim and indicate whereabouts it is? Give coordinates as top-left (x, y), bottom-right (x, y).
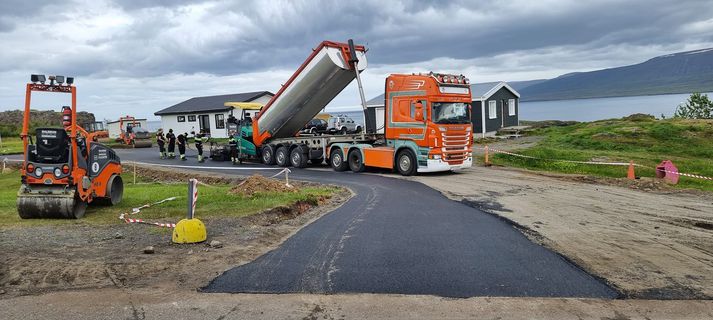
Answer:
top-left (399, 154), bottom-right (411, 172)
top-left (332, 153), bottom-right (342, 167)
top-left (263, 149), bottom-right (271, 162)
top-left (291, 152), bottom-right (300, 165)
top-left (277, 152), bottom-right (285, 164)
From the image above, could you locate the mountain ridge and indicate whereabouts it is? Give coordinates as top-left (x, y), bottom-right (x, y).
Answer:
top-left (515, 48), bottom-right (713, 101)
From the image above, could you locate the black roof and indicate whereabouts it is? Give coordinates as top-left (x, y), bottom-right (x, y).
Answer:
top-left (154, 91), bottom-right (273, 116)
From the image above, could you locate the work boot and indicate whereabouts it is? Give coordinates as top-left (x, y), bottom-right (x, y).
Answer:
top-left (198, 155), bottom-right (204, 163)
top-left (180, 154), bottom-right (186, 161)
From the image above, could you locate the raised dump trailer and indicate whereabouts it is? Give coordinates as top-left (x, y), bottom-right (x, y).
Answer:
top-left (238, 40), bottom-right (473, 175)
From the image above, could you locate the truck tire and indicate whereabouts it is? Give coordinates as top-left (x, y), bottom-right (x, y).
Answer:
top-left (276, 146), bottom-right (290, 167)
top-left (262, 145), bottom-right (276, 165)
top-left (290, 148), bottom-right (308, 168)
top-left (348, 149), bottom-right (365, 173)
top-left (330, 149), bottom-right (349, 172)
top-left (396, 149), bottom-right (417, 176)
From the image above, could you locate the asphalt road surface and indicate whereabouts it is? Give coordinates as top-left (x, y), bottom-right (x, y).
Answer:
top-left (108, 147), bottom-right (617, 298)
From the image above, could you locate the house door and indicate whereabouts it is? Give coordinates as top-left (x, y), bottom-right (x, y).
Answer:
top-left (198, 115), bottom-right (210, 134)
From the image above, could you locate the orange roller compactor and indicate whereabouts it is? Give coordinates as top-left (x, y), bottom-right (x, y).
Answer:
top-left (17, 75), bottom-right (124, 219)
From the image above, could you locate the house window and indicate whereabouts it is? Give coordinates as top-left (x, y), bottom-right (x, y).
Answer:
top-left (177, 115), bottom-right (186, 122)
top-left (188, 115), bottom-right (196, 122)
top-left (488, 101), bottom-right (497, 119)
top-left (508, 99), bottom-right (516, 116)
top-left (215, 114), bottom-right (225, 129)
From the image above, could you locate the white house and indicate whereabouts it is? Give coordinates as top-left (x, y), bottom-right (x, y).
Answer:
top-left (154, 91), bottom-right (274, 138)
top-left (107, 117), bottom-right (148, 139)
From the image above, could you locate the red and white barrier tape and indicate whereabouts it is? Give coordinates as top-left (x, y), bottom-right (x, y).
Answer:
top-left (125, 218), bottom-right (176, 228)
top-left (656, 168), bottom-right (713, 181)
top-left (480, 146), bottom-right (635, 166)
top-left (477, 146), bottom-right (713, 181)
top-left (119, 196), bottom-right (178, 228)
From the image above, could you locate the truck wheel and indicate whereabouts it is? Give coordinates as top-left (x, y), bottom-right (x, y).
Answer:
top-left (396, 149), bottom-right (417, 176)
top-left (290, 148), bottom-right (308, 168)
top-left (262, 145), bottom-right (276, 165)
top-left (330, 149), bottom-right (348, 172)
top-left (276, 146), bottom-right (290, 167)
top-left (348, 149), bottom-right (365, 173)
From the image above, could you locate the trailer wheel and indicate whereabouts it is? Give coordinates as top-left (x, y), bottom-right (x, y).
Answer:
top-left (276, 146), bottom-right (290, 167)
top-left (348, 149), bottom-right (365, 173)
top-left (290, 148), bottom-right (308, 168)
top-left (396, 149), bottom-right (417, 176)
top-left (330, 149), bottom-right (349, 172)
top-left (262, 145), bottom-right (276, 165)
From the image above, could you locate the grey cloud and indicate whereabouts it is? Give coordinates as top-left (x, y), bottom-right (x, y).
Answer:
top-left (1, 0), bottom-right (713, 80)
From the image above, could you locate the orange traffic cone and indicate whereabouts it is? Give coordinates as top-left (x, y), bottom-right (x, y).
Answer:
top-left (627, 161), bottom-right (636, 180)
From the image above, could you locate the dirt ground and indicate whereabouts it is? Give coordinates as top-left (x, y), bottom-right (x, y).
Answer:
top-left (0, 167), bottom-right (352, 298)
top-left (408, 165), bottom-right (713, 299)
top-left (2, 288), bottom-right (712, 320)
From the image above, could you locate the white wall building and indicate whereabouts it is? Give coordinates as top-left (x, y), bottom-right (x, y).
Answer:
top-left (154, 91), bottom-right (274, 138)
top-left (106, 117), bottom-right (148, 139)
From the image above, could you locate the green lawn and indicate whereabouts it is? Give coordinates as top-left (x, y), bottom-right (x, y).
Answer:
top-left (0, 171), bottom-right (337, 226)
top-left (488, 117), bottom-right (713, 191)
top-left (0, 137), bottom-right (23, 155)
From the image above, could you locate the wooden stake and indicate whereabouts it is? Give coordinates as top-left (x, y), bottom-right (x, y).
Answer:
top-left (484, 146), bottom-right (490, 166)
top-left (133, 162), bottom-right (136, 184)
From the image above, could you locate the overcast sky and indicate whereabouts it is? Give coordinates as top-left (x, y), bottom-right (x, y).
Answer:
top-left (1, 0), bottom-right (712, 120)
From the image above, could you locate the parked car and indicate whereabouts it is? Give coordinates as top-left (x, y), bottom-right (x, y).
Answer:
top-left (302, 118), bottom-right (328, 135)
top-left (327, 115), bottom-right (361, 134)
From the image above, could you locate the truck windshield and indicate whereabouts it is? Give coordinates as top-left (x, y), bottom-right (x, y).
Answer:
top-left (431, 102), bottom-right (471, 124)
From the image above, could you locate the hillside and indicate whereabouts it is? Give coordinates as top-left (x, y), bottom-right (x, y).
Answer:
top-left (0, 109), bottom-right (95, 136)
top-left (518, 48), bottom-right (713, 101)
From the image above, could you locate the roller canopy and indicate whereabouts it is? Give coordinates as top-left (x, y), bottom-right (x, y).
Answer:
top-left (253, 41), bottom-right (367, 146)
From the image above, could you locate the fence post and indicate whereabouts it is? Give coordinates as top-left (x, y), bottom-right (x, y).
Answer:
top-left (484, 146), bottom-right (490, 166)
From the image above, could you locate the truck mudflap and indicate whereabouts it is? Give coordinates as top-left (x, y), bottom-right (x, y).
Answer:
top-left (417, 156), bottom-right (473, 173)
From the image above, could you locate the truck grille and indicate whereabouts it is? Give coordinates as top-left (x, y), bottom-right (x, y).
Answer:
top-left (441, 129), bottom-right (471, 164)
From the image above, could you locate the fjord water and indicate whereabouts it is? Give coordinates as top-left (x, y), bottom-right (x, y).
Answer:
top-left (519, 92), bottom-right (713, 121)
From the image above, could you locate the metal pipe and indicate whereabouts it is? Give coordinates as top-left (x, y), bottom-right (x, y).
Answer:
top-left (348, 39), bottom-right (369, 134)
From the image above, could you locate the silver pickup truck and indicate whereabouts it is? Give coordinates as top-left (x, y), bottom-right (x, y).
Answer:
top-left (327, 115), bottom-right (362, 134)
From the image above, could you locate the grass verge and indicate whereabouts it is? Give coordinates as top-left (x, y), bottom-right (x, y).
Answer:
top-left (488, 117), bottom-right (713, 191)
top-left (0, 170), bottom-right (337, 227)
top-left (0, 137), bottom-right (23, 155)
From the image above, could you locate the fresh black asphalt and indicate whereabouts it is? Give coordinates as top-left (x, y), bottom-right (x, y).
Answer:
top-left (115, 148), bottom-right (618, 298)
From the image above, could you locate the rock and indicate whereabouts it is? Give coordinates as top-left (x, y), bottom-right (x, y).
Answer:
top-left (143, 246), bottom-right (155, 254)
top-left (114, 232), bottom-right (124, 239)
top-left (209, 240), bottom-right (223, 248)
top-left (0, 289), bottom-right (6, 295)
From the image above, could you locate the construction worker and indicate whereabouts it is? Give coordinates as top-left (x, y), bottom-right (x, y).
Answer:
top-left (156, 129), bottom-right (167, 159)
top-left (228, 132), bottom-right (239, 164)
top-left (166, 129), bottom-right (176, 158)
top-left (194, 130), bottom-right (206, 163)
top-left (177, 132), bottom-right (187, 161)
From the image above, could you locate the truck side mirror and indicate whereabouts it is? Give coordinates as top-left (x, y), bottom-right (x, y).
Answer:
top-left (414, 102), bottom-right (424, 122)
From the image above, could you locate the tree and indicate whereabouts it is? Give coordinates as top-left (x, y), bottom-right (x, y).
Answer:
top-left (674, 93), bottom-right (713, 119)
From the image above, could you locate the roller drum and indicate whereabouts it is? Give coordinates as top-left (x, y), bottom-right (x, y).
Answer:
top-left (17, 185), bottom-right (86, 219)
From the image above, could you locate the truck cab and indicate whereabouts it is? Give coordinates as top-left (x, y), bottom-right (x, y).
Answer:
top-left (382, 73), bottom-right (473, 173)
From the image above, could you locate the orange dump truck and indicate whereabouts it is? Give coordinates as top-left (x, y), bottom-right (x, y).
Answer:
top-left (242, 40), bottom-right (473, 175)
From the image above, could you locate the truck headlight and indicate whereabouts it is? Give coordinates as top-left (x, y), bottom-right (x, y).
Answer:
top-left (54, 168), bottom-right (62, 177)
top-left (35, 167), bottom-right (43, 176)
